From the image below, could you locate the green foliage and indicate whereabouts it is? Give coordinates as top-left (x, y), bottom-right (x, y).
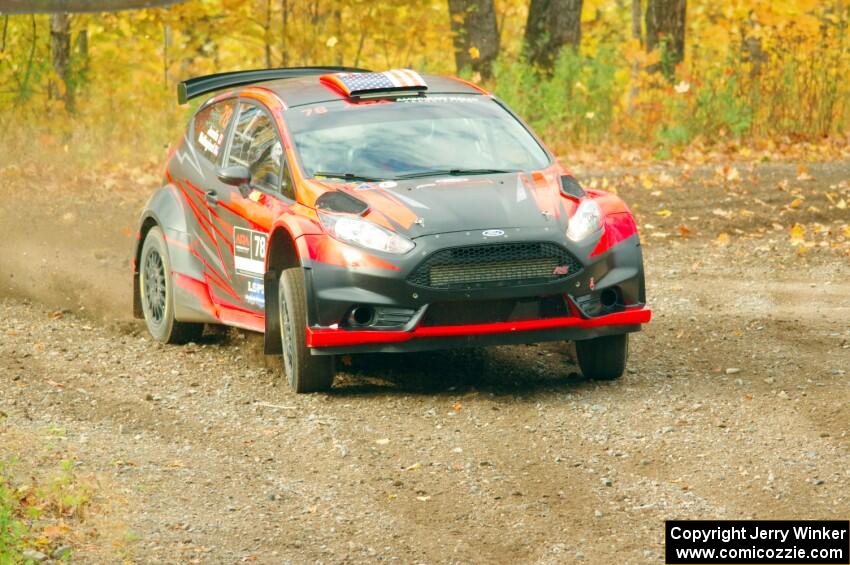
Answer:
top-left (0, 464), bottom-right (25, 564)
top-left (0, 458), bottom-right (90, 564)
top-left (493, 47), bottom-right (620, 145)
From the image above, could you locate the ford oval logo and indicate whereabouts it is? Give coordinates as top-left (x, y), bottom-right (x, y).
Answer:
top-left (482, 229), bottom-right (505, 237)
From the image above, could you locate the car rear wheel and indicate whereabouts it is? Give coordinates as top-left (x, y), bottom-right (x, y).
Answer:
top-left (575, 334), bottom-right (629, 381)
top-left (140, 226), bottom-right (204, 344)
top-left (278, 267), bottom-right (335, 393)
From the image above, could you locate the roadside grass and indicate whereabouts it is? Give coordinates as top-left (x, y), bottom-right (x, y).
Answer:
top-left (0, 457), bottom-right (91, 563)
top-left (0, 428), bottom-right (135, 564)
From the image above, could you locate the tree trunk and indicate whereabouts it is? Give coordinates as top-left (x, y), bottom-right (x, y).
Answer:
top-left (632, 0), bottom-right (642, 45)
top-left (524, 0), bottom-right (583, 71)
top-left (280, 0), bottom-right (289, 66)
top-left (264, 0), bottom-right (272, 68)
top-left (1, 15), bottom-right (8, 52)
top-left (447, 0), bottom-right (500, 78)
top-left (50, 12), bottom-right (74, 112)
top-left (0, 0), bottom-right (186, 13)
top-left (645, 0), bottom-right (686, 78)
top-left (626, 0), bottom-right (642, 113)
top-left (333, 4), bottom-right (342, 65)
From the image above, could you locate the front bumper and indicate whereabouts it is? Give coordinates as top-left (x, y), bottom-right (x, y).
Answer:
top-left (306, 306), bottom-right (651, 354)
top-left (301, 227), bottom-right (648, 355)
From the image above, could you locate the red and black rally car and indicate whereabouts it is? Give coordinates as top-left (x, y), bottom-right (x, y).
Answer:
top-left (133, 66), bottom-right (651, 392)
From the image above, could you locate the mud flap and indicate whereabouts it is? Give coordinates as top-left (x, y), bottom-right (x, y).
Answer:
top-left (264, 270), bottom-right (282, 354)
top-left (133, 272), bottom-right (143, 319)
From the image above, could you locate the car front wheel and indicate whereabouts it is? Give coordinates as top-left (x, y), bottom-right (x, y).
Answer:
top-left (278, 267), bottom-right (335, 393)
top-left (575, 334), bottom-right (629, 381)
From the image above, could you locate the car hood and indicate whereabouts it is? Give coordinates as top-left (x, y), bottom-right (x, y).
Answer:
top-left (331, 171), bottom-right (573, 238)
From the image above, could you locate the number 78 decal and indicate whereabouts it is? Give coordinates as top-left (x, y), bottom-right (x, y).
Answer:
top-left (234, 227), bottom-right (268, 278)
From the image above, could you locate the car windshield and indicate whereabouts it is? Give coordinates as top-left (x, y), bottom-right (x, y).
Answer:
top-left (286, 95), bottom-right (550, 181)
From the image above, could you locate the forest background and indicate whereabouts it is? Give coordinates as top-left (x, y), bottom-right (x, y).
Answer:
top-left (0, 0), bottom-right (848, 166)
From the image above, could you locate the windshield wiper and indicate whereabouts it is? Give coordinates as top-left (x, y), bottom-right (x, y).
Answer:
top-left (313, 171), bottom-right (384, 182)
top-left (394, 168), bottom-right (517, 180)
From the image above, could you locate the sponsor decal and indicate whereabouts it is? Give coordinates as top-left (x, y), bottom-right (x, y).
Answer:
top-left (378, 181), bottom-right (398, 189)
top-left (245, 279), bottom-right (265, 308)
top-left (234, 227), bottom-right (268, 278)
top-left (482, 229), bottom-right (505, 237)
top-left (248, 190), bottom-right (263, 202)
top-left (553, 265), bottom-right (570, 275)
top-left (398, 96), bottom-right (482, 105)
top-left (197, 125), bottom-right (224, 156)
top-left (588, 277), bottom-right (595, 290)
top-left (354, 183), bottom-right (374, 191)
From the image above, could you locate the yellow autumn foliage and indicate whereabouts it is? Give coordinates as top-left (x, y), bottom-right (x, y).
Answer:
top-left (0, 0), bottom-right (847, 164)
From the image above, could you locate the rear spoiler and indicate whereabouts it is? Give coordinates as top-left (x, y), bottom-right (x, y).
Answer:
top-left (176, 66), bottom-right (371, 104)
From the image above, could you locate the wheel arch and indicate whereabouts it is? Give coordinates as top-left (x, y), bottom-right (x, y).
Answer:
top-left (134, 184), bottom-right (210, 322)
top-left (263, 224), bottom-right (304, 354)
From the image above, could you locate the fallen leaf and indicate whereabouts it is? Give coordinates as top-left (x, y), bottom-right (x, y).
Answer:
top-left (714, 233), bottom-right (731, 246)
top-left (789, 224), bottom-right (806, 245)
top-left (796, 165), bottom-right (813, 181)
top-left (375, 438), bottom-right (390, 445)
top-left (716, 165), bottom-right (740, 183)
top-left (43, 524), bottom-right (70, 538)
top-left (789, 198), bottom-right (804, 209)
top-left (655, 209), bottom-right (672, 217)
top-left (677, 225), bottom-right (691, 238)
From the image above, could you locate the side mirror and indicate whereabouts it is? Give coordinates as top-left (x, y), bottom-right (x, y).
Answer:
top-left (217, 165), bottom-right (251, 187)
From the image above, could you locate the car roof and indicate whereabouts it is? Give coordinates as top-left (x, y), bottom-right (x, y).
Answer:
top-left (256, 72), bottom-right (486, 108)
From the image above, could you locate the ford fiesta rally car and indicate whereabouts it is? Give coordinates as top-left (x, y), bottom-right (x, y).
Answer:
top-left (133, 66), bottom-right (651, 392)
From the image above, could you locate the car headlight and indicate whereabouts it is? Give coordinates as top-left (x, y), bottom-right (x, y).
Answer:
top-left (566, 199), bottom-right (603, 242)
top-left (318, 212), bottom-right (414, 254)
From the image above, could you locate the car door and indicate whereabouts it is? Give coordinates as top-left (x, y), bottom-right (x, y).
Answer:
top-left (170, 98), bottom-right (245, 309)
top-left (213, 99), bottom-right (295, 316)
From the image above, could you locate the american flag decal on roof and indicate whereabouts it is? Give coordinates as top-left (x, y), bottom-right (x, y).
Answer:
top-left (320, 69), bottom-right (427, 97)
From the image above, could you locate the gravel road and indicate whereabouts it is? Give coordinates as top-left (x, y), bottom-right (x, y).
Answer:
top-left (0, 161), bottom-right (848, 563)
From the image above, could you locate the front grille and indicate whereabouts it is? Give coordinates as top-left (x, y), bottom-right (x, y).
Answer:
top-left (408, 242), bottom-right (582, 290)
top-left (422, 295), bottom-right (570, 326)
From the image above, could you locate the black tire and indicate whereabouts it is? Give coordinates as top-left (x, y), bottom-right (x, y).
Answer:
top-left (278, 267), bottom-right (335, 393)
top-left (575, 334), bottom-right (629, 381)
top-left (139, 226), bottom-right (204, 344)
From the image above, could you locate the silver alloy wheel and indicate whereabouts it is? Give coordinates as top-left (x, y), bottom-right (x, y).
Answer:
top-left (278, 285), bottom-right (295, 383)
top-left (143, 249), bottom-right (167, 325)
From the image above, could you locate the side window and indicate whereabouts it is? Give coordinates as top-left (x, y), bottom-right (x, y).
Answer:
top-left (193, 99), bottom-right (235, 164)
top-left (280, 157), bottom-right (295, 200)
top-left (228, 102), bottom-right (283, 193)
